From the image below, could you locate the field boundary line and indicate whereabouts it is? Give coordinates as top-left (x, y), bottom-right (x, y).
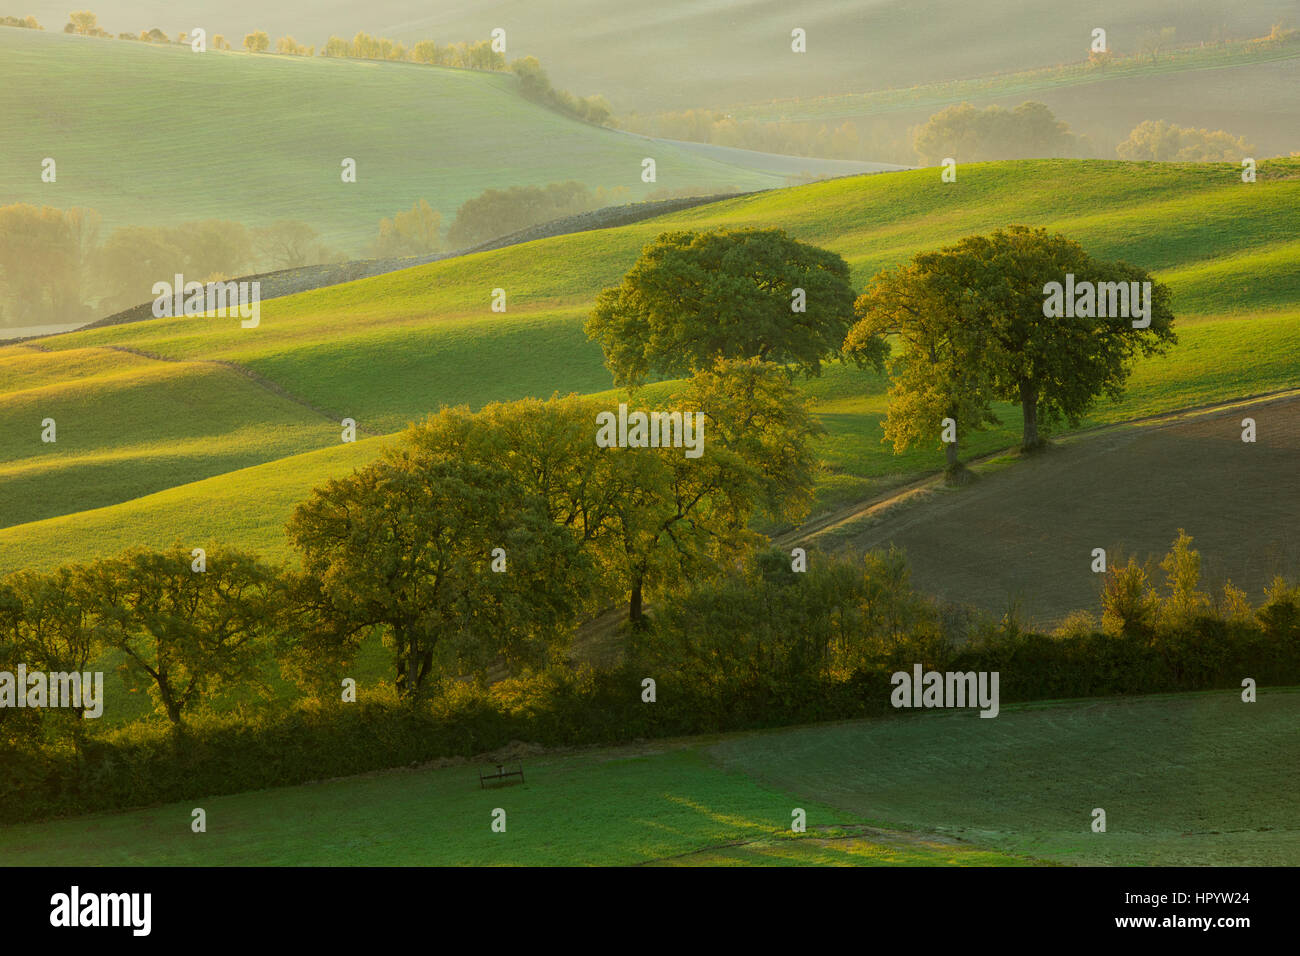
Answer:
top-left (97, 344), bottom-right (385, 437)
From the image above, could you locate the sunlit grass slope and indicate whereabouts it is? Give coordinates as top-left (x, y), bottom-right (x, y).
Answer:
top-left (1, 159), bottom-right (1296, 569)
top-left (0, 346), bottom-right (339, 527)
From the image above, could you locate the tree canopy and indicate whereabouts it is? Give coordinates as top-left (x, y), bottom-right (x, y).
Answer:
top-left (287, 456), bottom-right (586, 698)
top-left (846, 226), bottom-right (1176, 459)
top-left (586, 228), bottom-right (857, 387)
top-left (88, 545), bottom-right (281, 725)
top-left (404, 359), bottom-right (820, 626)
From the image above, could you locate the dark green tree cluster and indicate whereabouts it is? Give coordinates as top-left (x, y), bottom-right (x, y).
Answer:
top-left (845, 225), bottom-right (1176, 472)
top-left (1, 546), bottom-right (279, 731)
top-left (587, 227), bottom-right (858, 387)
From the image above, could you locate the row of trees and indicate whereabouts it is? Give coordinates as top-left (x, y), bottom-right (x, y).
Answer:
top-left (639, 532), bottom-right (1300, 699)
top-left (60, 10), bottom-right (187, 43)
top-left (625, 101), bottom-right (1270, 169)
top-left (0, 204), bottom-right (339, 325)
top-left (366, 184), bottom-right (635, 259)
top-left (1, 357), bottom-right (819, 724)
top-left (33, 12), bottom-right (612, 127)
top-left (620, 102), bottom-right (1084, 166)
top-left (912, 101), bottom-right (1083, 165)
top-left (0, 548), bottom-right (281, 732)
top-left (6, 518), bottom-right (1291, 743)
top-left (445, 181), bottom-right (628, 249)
top-left (319, 32), bottom-right (506, 71)
top-left (621, 108), bottom-right (916, 166)
top-left (1081, 530), bottom-right (1280, 640)
top-left (240, 35), bottom-right (613, 127)
top-left (43, 13), bottom-right (509, 67)
top-left (587, 226), bottom-right (1174, 473)
top-left (509, 56), bottom-right (614, 126)
top-left (912, 102), bottom-right (1260, 165)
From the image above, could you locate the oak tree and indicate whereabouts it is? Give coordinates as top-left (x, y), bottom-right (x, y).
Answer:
top-left (586, 228), bottom-right (857, 387)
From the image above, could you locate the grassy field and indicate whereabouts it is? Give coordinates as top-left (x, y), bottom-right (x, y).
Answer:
top-left (0, 28), bottom-right (826, 252)
top-left (0, 345), bottom-right (338, 527)
top-left (1, 158), bottom-right (1297, 571)
top-left (50, 0), bottom-right (1297, 112)
top-left (1, 688), bottom-right (1290, 866)
top-left (712, 688), bottom-right (1300, 866)
top-left (0, 740), bottom-right (1026, 866)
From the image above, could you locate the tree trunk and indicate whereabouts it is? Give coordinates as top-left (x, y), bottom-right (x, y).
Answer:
top-left (629, 577), bottom-right (644, 627)
top-left (162, 691), bottom-right (182, 726)
top-left (414, 650), bottom-right (433, 696)
top-left (1020, 382), bottom-right (1042, 452)
top-left (944, 438), bottom-right (958, 470)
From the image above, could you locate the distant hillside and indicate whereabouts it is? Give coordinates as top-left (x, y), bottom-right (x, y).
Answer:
top-left (22, 0), bottom-right (1297, 110)
top-left (731, 33), bottom-right (1300, 158)
top-left (0, 27), bottom-right (878, 251)
top-left (62, 192), bottom-right (762, 332)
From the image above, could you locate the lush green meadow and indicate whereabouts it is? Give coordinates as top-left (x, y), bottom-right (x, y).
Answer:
top-left (0, 346), bottom-right (337, 527)
top-left (0, 738), bottom-right (1025, 866)
top-left (4, 6), bottom-right (1297, 873)
top-left (0, 27), bottom-right (819, 250)
top-left (712, 688), bottom-right (1300, 866)
top-left (1, 158), bottom-right (1297, 573)
top-left (1, 688), bottom-right (1288, 865)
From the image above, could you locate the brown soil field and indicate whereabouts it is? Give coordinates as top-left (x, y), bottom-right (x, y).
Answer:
top-left (824, 395), bottom-right (1300, 629)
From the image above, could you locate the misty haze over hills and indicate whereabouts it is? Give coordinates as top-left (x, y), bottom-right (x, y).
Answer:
top-left (19, 0), bottom-right (1297, 109)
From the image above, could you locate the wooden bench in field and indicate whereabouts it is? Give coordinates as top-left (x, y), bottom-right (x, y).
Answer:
top-left (478, 763), bottom-right (525, 788)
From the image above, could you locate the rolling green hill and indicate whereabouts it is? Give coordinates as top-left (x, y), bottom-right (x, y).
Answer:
top-left (0, 26), bottom-right (860, 252)
top-left (1, 158), bottom-right (1298, 575)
